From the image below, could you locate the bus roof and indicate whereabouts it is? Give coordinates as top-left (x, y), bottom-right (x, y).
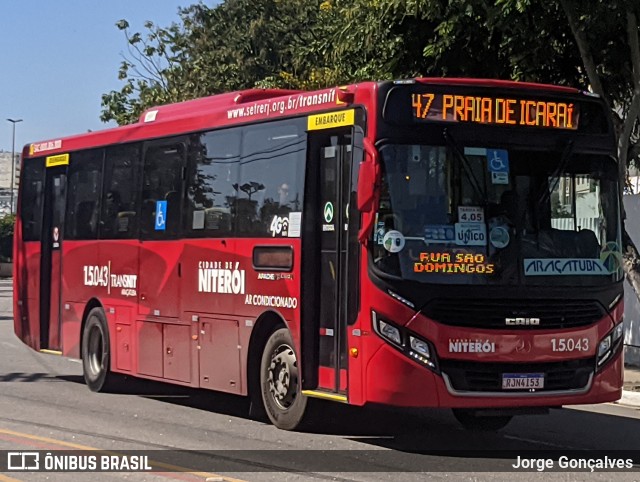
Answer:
top-left (137, 88), bottom-right (303, 123)
top-left (24, 84), bottom-right (349, 158)
top-left (23, 78), bottom-right (589, 159)
top-left (413, 77), bottom-right (582, 94)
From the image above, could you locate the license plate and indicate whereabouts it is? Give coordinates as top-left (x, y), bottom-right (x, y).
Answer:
top-left (501, 373), bottom-right (544, 390)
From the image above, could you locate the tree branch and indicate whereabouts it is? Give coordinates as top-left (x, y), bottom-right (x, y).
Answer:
top-left (620, 10), bottom-right (640, 179)
top-left (620, 91), bottom-right (640, 173)
top-left (122, 27), bottom-right (170, 90)
top-left (623, 227), bottom-right (640, 299)
top-left (559, 0), bottom-right (610, 108)
top-left (628, 8), bottom-right (640, 89)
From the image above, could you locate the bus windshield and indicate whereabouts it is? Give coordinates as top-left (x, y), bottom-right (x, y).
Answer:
top-left (372, 143), bottom-right (622, 286)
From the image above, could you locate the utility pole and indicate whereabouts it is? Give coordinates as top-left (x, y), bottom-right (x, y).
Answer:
top-left (7, 118), bottom-right (22, 214)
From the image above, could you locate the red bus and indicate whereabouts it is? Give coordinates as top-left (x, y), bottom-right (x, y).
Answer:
top-left (14, 78), bottom-right (624, 431)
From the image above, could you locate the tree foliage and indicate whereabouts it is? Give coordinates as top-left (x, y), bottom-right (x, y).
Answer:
top-left (101, 0), bottom-right (640, 291)
top-left (100, 0), bottom-right (640, 177)
top-left (0, 214), bottom-right (15, 262)
top-left (101, 1), bottom-right (325, 124)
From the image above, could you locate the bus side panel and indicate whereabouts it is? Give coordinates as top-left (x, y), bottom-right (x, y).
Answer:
top-left (61, 301), bottom-right (84, 359)
top-left (199, 316), bottom-right (242, 393)
top-left (181, 239), bottom-right (240, 315)
top-left (14, 241), bottom-right (42, 350)
top-left (138, 241), bottom-right (181, 318)
top-left (181, 239), bottom-right (244, 392)
top-left (235, 238), bottom-right (302, 393)
top-left (180, 238), bottom-right (301, 395)
top-left (136, 240), bottom-right (191, 384)
top-left (59, 241), bottom-right (96, 358)
top-left (233, 238), bottom-right (302, 348)
top-left (99, 241), bottom-right (141, 374)
top-left (57, 240), bottom-right (140, 359)
top-left (236, 237), bottom-right (302, 396)
top-left (100, 241), bottom-right (140, 373)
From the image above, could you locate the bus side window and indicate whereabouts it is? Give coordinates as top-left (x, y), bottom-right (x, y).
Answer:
top-left (236, 119), bottom-right (306, 237)
top-left (141, 140), bottom-right (185, 238)
top-left (100, 144), bottom-right (141, 239)
top-left (65, 149), bottom-right (103, 240)
top-left (185, 129), bottom-right (240, 237)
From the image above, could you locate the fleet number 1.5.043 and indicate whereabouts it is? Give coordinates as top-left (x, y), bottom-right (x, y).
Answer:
top-left (550, 338), bottom-right (589, 352)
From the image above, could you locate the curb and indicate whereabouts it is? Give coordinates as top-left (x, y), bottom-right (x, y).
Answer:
top-left (617, 390), bottom-right (640, 407)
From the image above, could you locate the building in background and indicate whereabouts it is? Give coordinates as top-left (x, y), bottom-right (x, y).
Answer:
top-left (623, 195), bottom-right (640, 366)
top-left (0, 150), bottom-right (20, 215)
top-left (627, 166), bottom-right (640, 194)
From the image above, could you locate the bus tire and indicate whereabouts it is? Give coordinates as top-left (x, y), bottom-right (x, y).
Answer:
top-left (452, 409), bottom-right (512, 431)
top-left (260, 328), bottom-right (307, 430)
top-left (81, 307), bottom-right (116, 392)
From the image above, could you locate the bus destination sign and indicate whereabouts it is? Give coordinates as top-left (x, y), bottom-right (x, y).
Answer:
top-left (411, 93), bottom-right (579, 130)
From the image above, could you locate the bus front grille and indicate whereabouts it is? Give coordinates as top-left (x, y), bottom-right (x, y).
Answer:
top-left (440, 358), bottom-right (594, 393)
top-left (423, 298), bottom-right (605, 329)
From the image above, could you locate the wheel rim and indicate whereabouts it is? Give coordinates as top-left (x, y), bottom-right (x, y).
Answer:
top-left (267, 342), bottom-right (298, 410)
top-left (86, 320), bottom-right (105, 380)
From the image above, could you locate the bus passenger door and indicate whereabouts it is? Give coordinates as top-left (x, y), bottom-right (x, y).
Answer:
top-left (40, 166), bottom-right (67, 351)
top-left (302, 128), bottom-right (355, 397)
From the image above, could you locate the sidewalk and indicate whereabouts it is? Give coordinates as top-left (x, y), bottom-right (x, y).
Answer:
top-left (619, 366), bottom-right (640, 407)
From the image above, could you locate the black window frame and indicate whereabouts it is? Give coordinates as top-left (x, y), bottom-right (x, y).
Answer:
top-left (140, 137), bottom-right (188, 240)
top-left (99, 143), bottom-right (143, 240)
top-left (20, 157), bottom-right (46, 242)
top-left (235, 117), bottom-right (308, 238)
top-left (184, 129), bottom-right (241, 238)
top-left (65, 148), bottom-right (104, 241)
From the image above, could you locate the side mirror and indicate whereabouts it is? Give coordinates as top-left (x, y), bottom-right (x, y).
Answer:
top-left (357, 138), bottom-right (380, 243)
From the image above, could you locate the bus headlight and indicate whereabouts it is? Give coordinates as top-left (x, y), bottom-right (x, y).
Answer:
top-left (409, 335), bottom-right (437, 370)
top-left (372, 311), bottom-right (439, 372)
top-left (597, 336), bottom-right (611, 360)
top-left (612, 322), bottom-right (624, 342)
top-left (410, 336), bottom-right (430, 357)
top-left (378, 319), bottom-right (402, 346)
top-left (597, 322), bottom-right (624, 370)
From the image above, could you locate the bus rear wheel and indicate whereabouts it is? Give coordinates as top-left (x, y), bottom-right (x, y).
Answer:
top-left (82, 307), bottom-right (116, 392)
top-left (260, 328), bottom-right (308, 430)
top-left (453, 409), bottom-right (512, 431)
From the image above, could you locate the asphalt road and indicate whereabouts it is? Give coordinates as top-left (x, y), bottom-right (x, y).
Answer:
top-left (0, 278), bottom-right (640, 481)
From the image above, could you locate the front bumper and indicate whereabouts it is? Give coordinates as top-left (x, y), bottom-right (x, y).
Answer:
top-left (364, 341), bottom-right (622, 408)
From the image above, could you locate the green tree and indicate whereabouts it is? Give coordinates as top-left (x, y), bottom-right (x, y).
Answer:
top-left (552, 0), bottom-right (640, 292)
top-left (326, 0), bottom-right (640, 291)
top-left (100, 1), bottom-right (324, 124)
top-left (100, 15), bottom-right (191, 125)
top-left (102, 0), bottom-right (640, 289)
top-left (0, 214), bottom-right (16, 262)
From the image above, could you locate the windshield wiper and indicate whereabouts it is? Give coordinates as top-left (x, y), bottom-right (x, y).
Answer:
top-left (442, 129), bottom-right (485, 202)
top-left (536, 140), bottom-right (575, 209)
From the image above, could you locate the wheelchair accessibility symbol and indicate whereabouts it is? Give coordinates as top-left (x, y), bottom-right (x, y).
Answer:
top-left (487, 149), bottom-right (509, 185)
top-left (155, 200), bottom-right (167, 231)
top-left (488, 149), bottom-right (509, 173)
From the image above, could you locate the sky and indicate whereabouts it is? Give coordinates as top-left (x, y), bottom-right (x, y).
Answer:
top-left (0, 0), bottom-right (214, 153)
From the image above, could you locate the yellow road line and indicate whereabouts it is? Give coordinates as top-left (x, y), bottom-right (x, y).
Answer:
top-left (0, 474), bottom-right (22, 482)
top-left (0, 428), bottom-right (246, 482)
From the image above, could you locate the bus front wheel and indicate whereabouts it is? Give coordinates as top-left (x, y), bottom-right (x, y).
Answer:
top-left (81, 307), bottom-right (116, 392)
top-left (260, 328), bottom-right (308, 430)
top-left (453, 409), bottom-right (513, 431)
